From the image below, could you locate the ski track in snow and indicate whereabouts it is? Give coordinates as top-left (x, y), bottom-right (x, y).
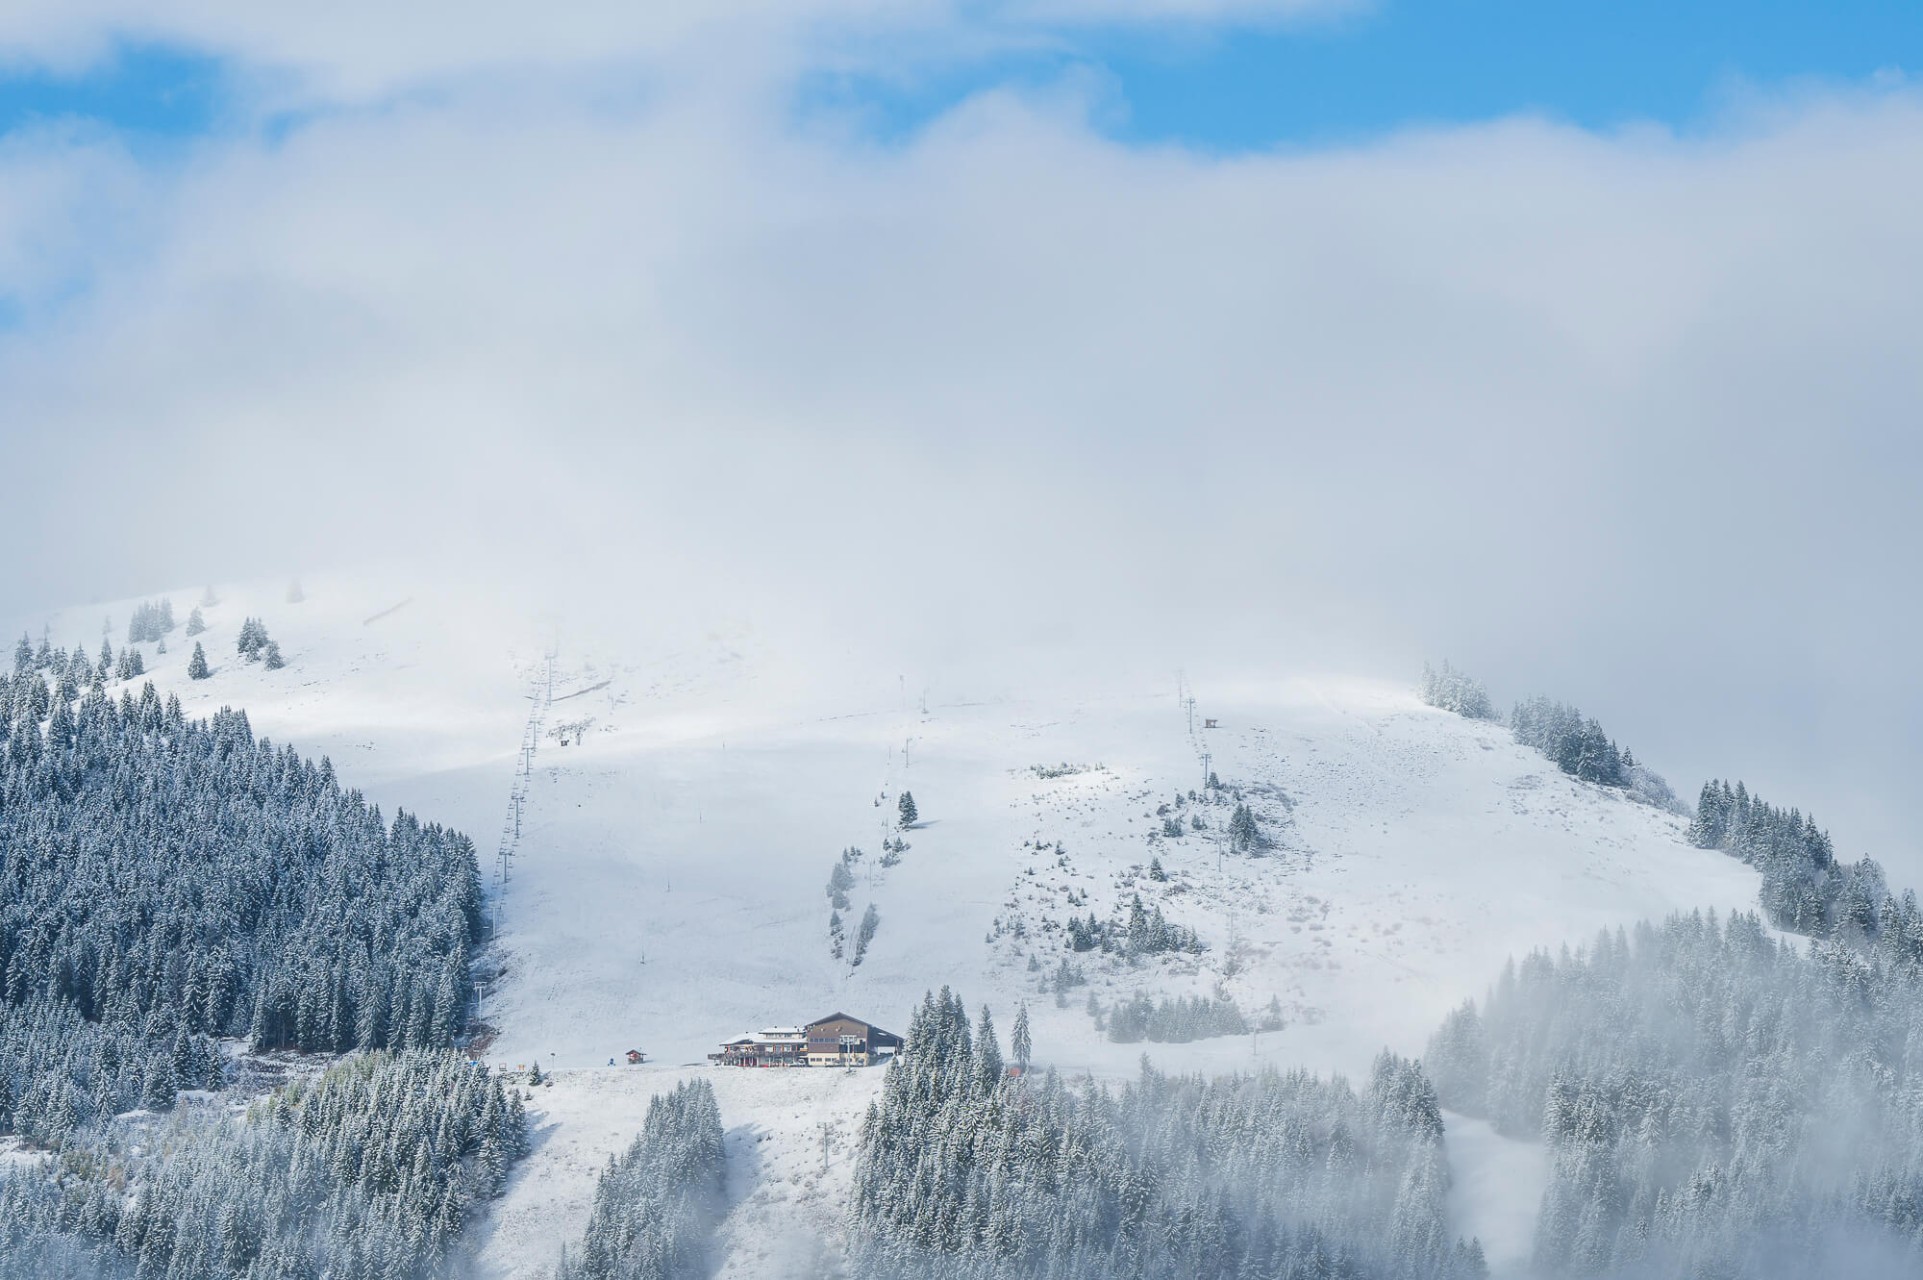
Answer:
top-left (15, 579), bottom-right (1764, 1277)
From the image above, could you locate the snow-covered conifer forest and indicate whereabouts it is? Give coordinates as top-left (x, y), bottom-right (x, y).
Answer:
top-left (1427, 911), bottom-right (1923, 1276)
top-left (557, 1079), bottom-right (727, 1280)
top-left (2, 587), bottom-right (1922, 1280)
top-left (850, 987), bottom-right (1487, 1279)
top-left (3, 0), bottom-right (1919, 1271)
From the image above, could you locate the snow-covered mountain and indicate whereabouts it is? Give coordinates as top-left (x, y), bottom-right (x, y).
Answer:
top-left (14, 577), bottom-right (1762, 1277)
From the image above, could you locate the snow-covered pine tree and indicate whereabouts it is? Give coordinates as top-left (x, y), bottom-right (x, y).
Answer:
top-left (237, 617), bottom-right (269, 661)
top-left (557, 1079), bottom-right (724, 1280)
top-left (1421, 660), bottom-right (1497, 719)
top-left (827, 861), bottom-right (855, 910)
top-left (0, 1051), bottom-right (526, 1278)
top-left (0, 684), bottom-right (486, 1141)
top-left (1427, 910), bottom-right (1923, 1278)
top-left (850, 987), bottom-right (1484, 1280)
top-left (188, 641), bottom-right (210, 679)
top-left (853, 903), bottom-right (879, 966)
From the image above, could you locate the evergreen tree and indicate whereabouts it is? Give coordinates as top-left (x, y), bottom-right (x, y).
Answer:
top-left (188, 641), bottom-right (210, 679)
top-left (263, 640), bottom-right (286, 670)
top-left (237, 617), bottom-right (269, 661)
top-left (853, 904), bottom-right (880, 966)
top-left (827, 861), bottom-right (855, 911)
top-left (0, 683), bottom-right (484, 1101)
top-left (1421, 660), bottom-right (1498, 720)
top-left (898, 791), bottom-right (918, 827)
top-left (556, 1080), bottom-right (724, 1280)
top-left (185, 606), bottom-right (207, 637)
top-left (0, 1050), bottom-right (527, 1279)
top-left (1429, 910), bottom-right (1923, 1279)
top-left (973, 1005), bottom-right (1003, 1089)
top-left (1229, 803), bottom-right (1262, 854)
top-left (850, 988), bottom-right (1483, 1280)
top-left (1010, 1003), bottom-right (1032, 1072)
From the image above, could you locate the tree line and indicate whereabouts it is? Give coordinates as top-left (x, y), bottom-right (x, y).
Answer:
top-left (0, 1050), bottom-right (527, 1279)
top-left (1425, 911), bottom-right (1923, 1278)
top-left (848, 987), bottom-right (1487, 1280)
top-left (0, 663), bottom-right (486, 1158)
top-left (1685, 779), bottom-right (1905, 945)
top-left (556, 1079), bottom-right (727, 1280)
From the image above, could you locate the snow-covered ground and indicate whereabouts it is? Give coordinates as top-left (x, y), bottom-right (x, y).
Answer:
top-left (1445, 1111), bottom-right (1551, 1279)
top-left (470, 1064), bottom-right (886, 1280)
top-left (16, 577), bottom-right (1764, 1276)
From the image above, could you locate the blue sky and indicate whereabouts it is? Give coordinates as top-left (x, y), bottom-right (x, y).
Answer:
top-left (8, 3), bottom-right (1913, 150)
top-left (0, 44), bottom-right (226, 141)
top-left (803, 1), bottom-right (1920, 148)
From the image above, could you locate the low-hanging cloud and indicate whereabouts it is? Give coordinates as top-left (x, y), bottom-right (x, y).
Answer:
top-left (0, 35), bottom-right (1921, 877)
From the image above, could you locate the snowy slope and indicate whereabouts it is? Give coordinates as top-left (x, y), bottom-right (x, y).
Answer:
top-left (14, 579), bottom-right (1762, 1277)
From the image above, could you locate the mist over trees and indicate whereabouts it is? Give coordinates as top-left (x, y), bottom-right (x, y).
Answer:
top-left (1426, 911), bottom-right (1923, 1278)
top-left (124, 600), bottom-right (176, 645)
top-left (557, 1079), bottom-right (726, 1280)
top-left (0, 1050), bottom-right (527, 1279)
top-left (1098, 990), bottom-right (1253, 1044)
top-left (850, 987), bottom-right (1487, 1280)
top-left (1421, 665), bottom-right (1680, 811)
top-left (1421, 662), bottom-right (1497, 720)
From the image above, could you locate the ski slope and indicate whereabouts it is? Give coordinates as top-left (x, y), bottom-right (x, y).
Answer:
top-left (16, 577), bottom-right (1763, 1277)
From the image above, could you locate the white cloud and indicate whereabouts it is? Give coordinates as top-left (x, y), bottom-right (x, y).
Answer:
top-left (0, 0), bottom-right (1357, 103)
top-left (0, 52), bottom-right (1919, 875)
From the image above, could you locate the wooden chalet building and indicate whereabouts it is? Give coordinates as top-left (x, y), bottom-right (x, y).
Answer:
top-left (804, 1012), bottom-right (902, 1066)
top-left (711, 1026), bottom-right (807, 1068)
top-left (711, 1013), bottom-right (902, 1068)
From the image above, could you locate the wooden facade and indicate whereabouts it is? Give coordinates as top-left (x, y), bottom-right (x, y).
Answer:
top-left (803, 1012), bottom-right (903, 1067)
top-left (710, 1013), bottom-right (902, 1068)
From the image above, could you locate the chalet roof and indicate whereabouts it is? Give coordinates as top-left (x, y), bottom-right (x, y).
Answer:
top-left (723, 1027), bottom-right (805, 1047)
top-left (807, 1012), bottom-right (901, 1040)
top-left (808, 1011), bottom-right (862, 1027)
